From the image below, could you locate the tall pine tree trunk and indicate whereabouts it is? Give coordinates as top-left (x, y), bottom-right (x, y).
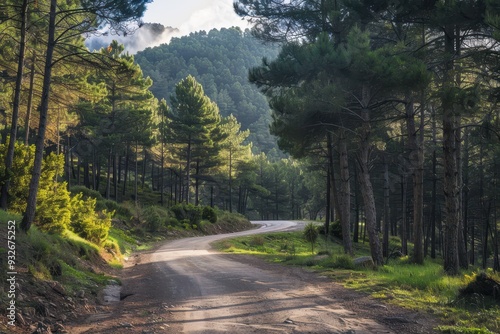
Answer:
top-left (338, 131), bottom-right (353, 256)
top-left (160, 141), bottom-right (165, 205)
top-left (383, 157), bottom-right (390, 258)
top-left (24, 52), bottom-right (37, 145)
top-left (229, 150), bottom-right (233, 213)
top-left (406, 97), bottom-right (424, 264)
top-left (106, 148), bottom-right (112, 200)
top-left (325, 166), bottom-right (331, 235)
top-left (21, 0), bottom-right (57, 231)
top-left (431, 105), bottom-right (438, 259)
top-left (195, 159), bottom-right (200, 206)
top-left (457, 125), bottom-right (468, 269)
top-left (123, 144), bottom-right (129, 196)
top-left (401, 173), bottom-right (408, 255)
top-left (1, 0), bottom-right (29, 210)
top-left (134, 142), bottom-right (139, 206)
top-left (142, 150), bottom-right (147, 190)
top-left (113, 152), bottom-right (118, 200)
top-left (186, 137), bottom-right (192, 203)
top-left (95, 157), bottom-right (101, 191)
top-left (442, 19), bottom-right (460, 275)
top-left (357, 93), bottom-right (383, 266)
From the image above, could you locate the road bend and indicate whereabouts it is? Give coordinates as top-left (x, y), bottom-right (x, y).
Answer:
top-left (149, 221), bottom-right (395, 334)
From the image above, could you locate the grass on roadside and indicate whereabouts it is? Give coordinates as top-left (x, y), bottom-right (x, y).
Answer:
top-left (214, 231), bottom-right (500, 334)
top-left (0, 210), bottom-right (122, 301)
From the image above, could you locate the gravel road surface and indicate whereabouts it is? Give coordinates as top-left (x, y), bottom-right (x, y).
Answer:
top-left (69, 221), bottom-right (438, 333)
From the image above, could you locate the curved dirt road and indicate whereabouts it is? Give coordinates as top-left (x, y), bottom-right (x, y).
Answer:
top-left (151, 220), bottom-right (397, 334)
top-left (70, 221), bottom-right (438, 333)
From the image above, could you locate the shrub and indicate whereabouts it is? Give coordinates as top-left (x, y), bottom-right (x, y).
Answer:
top-left (166, 217), bottom-right (180, 227)
top-left (171, 203), bottom-right (202, 225)
top-left (331, 255), bottom-right (355, 269)
top-left (103, 239), bottom-right (121, 256)
top-left (202, 206), bottom-right (217, 223)
top-left (142, 205), bottom-right (169, 232)
top-left (320, 220), bottom-right (342, 239)
top-left (0, 141), bottom-right (35, 213)
top-left (30, 233), bottom-right (52, 261)
top-left (180, 219), bottom-right (191, 230)
top-left (280, 241), bottom-right (296, 256)
top-left (95, 199), bottom-right (132, 219)
top-left (0, 144), bottom-right (74, 233)
top-left (215, 210), bottom-right (252, 231)
top-left (36, 180), bottom-right (72, 233)
top-left (303, 222), bottom-right (319, 254)
top-left (198, 220), bottom-right (210, 232)
top-left (70, 193), bottom-right (113, 245)
top-left (250, 235), bottom-right (265, 246)
top-left (69, 185), bottom-right (103, 200)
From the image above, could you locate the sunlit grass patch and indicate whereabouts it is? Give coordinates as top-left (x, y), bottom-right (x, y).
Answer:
top-left (59, 261), bottom-right (112, 294)
top-left (0, 210), bottom-right (22, 223)
top-left (436, 325), bottom-right (494, 334)
top-left (108, 227), bottom-right (137, 256)
top-left (62, 229), bottom-right (101, 253)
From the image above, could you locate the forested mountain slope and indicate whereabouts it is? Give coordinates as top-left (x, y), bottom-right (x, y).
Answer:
top-left (135, 27), bottom-right (280, 155)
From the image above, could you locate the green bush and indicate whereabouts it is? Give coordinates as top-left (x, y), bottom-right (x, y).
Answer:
top-left (320, 220), bottom-right (342, 239)
top-left (202, 206), bottom-right (217, 223)
top-left (36, 180), bottom-right (72, 233)
top-left (30, 233), bottom-right (52, 261)
top-left (0, 143), bottom-right (74, 233)
top-left (95, 199), bottom-right (132, 218)
top-left (180, 219), bottom-right (191, 230)
top-left (142, 205), bottom-right (169, 232)
top-left (250, 235), bottom-right (265, 246)
top-left (198, 220), bottom-right (210, 232)
top-left (69, 185), bottom-right (103, 200)
top-left (70, 193), bottom-right (113, 245)
top-left (171, 203), bottom-right (202, 225)
top-left (166, 217), bottom-right (180, 227)
top-left (303, 222), bottom-right (319, 254)
top-left (216, 210), bottom-right (251, 227)
top-left (0, 141), bottom-right (34, 214)
top-left (335, 255), bottom-right (355, 269)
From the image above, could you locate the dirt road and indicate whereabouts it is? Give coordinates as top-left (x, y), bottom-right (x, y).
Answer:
top-left (69, 221), bottom-right (438, 333)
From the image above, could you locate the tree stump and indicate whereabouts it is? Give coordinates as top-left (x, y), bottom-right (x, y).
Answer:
top-left (459, 272), bottom-right (500, 300)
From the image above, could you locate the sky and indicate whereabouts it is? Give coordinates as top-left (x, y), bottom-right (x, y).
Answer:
top-left (115, 0), bottom-right (250, 53)
top-left (87, 0), bottom-right (249, 53)
top-left (142, 0), bottom-right (248, 34)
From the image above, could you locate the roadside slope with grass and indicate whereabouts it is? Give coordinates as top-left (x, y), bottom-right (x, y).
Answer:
top-left (0, 201), bottom-right (253, 334)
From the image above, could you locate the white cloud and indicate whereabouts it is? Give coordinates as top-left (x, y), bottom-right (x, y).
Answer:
top-left (179, 0), bottom-right (248, 33)
top-left (86, 0), bottom-right (249, 54)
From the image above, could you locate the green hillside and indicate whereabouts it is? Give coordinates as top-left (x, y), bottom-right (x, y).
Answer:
top-left (135, 27), bottom-right (281, 155)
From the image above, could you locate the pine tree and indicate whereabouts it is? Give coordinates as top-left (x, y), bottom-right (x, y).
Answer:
top-left (169, 75), bottom-right (222, 204)
top-left (20, 0), bottom-right (152, 232)
top-left (218, 114), bottom-right (251, 212)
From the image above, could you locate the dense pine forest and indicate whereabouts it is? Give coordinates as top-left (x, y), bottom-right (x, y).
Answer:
top-left (233, 0), bottom-right (500, 275)
top-left (0, 1), bottom-right (313, 244)
top-left (1, 0), bottom-right (500, 303)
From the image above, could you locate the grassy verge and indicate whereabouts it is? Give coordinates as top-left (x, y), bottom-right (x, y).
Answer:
top-left (0, 211), bottom-right (115, 296)
top-left (214, 231), bottom-right (500, 334)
